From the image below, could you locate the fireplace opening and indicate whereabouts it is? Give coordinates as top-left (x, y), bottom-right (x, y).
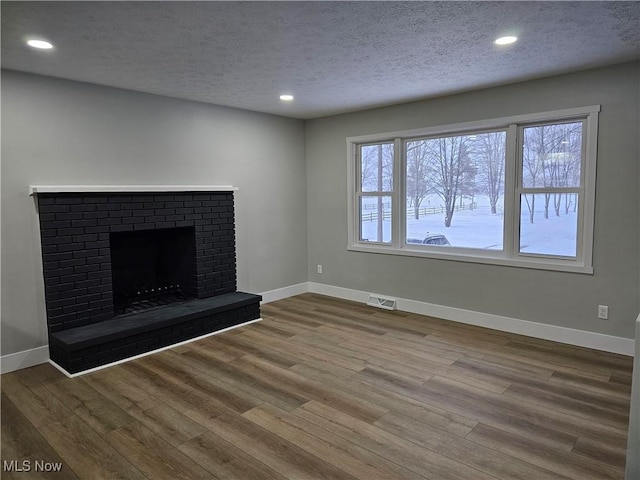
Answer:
top-left (110, 227), bottom-right (197, 315)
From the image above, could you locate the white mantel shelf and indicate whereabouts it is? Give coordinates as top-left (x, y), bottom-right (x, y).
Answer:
top-left (29, 185), bottom-right (238, 195)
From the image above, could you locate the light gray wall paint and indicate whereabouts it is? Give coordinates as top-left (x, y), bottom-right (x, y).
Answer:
top-left (306, 62), bottom-right (640, 339)
top-left (1, 70), bottom-right (308, 356)
top-left (627, 61), bottom-right (640, 478)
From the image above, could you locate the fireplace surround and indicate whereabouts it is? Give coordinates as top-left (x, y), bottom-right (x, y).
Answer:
top-left (32, 186), bottom-right (261, 374)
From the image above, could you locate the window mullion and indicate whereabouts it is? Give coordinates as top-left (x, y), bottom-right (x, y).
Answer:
top-left (348, 143), bottom-right (358, 247)
top-left (517, 187), bottom-right (583, 195)
top-left (503, 124), bottom-right (518, 259)
top-left (394, 137), bottom-right (403, 249)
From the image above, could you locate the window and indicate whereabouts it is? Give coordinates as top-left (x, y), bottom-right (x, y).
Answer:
top-left (358, 142), bottom-right (395, 244)
top-left (518, 121), bottom-right (583, 258)
top-left (347, 106), bottom-right (599, 273)
top-left (405, 130), bottom-right (506, 250)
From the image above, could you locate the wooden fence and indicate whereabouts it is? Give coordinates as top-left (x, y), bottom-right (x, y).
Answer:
top-left (361, 202), bottom-right (477, 222)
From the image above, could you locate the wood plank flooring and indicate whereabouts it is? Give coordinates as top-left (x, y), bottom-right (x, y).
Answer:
top-left (1, 293), bottom-right (633, 479)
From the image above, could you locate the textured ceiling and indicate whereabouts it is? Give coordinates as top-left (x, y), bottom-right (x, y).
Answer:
top-left (2, 1), bottom-right (639, 119)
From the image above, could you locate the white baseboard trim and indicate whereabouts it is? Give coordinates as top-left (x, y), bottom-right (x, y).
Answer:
top-left (1, 345), bottom-right (50, 374)
top-left (3, 282), bottom-right (634, 375)
top-left (308, 282), bottom-right (635, 356)
top-left (50, 318), bottom-right (263, 378)
top-left (260, 282), bottom-right (309, 304)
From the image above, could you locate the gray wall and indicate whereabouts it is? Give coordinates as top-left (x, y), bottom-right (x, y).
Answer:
top-left (306, 62), bottom-right (640, 339)
top-left (627, 60), bottom-right (640, 477)
top-left (1, 70), bottom-right (308, 356)
top-left (2, 62), bottom-right (638, 358)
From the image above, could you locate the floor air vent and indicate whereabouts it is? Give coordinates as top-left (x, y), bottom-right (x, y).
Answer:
top-left (366, 295), bottom-right (397, 311)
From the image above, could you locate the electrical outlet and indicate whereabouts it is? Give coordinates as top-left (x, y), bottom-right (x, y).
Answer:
top-left (317, 264), bottom-right (323, 274)
top-left (598, 305), bottom-right (608, 320)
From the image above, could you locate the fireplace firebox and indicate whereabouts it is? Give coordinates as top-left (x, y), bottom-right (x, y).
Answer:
top-left (110, 226), bottom-right (197, 314)
top-left (34, 188), bottom-right (261, 374)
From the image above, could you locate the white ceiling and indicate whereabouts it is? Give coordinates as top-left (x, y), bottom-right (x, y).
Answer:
top-left (2, 1), bottom-right (639, 119)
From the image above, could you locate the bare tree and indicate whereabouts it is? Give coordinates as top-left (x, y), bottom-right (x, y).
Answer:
top-left (522, 122), bottom-right (582, 223)
top-left (476, 132), bottom-right (506, 214)
top-left (522, 125), bottom-right (550, 223)
top-left (406, 140), bottom-right (432, 219)
top-left (424, 135), bottom-right (474, 227)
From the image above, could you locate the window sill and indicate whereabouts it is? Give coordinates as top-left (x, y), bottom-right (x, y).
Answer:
top-left (347, 243), bottom-right (594, 274)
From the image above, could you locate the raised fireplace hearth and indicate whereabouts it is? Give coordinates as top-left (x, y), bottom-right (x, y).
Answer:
top-left (33, 186), bottom-right (261, 374)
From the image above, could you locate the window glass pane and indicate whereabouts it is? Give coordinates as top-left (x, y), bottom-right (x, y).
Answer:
top-left (360, 195), bottom-right (392, 243)
top-left (361, 143), bottom-right (394, 192)
top-left (522, 122), bottom-right (582, 188)
top-left (405, 131), bottom-right (506, 249)
top-left (520, 193), bottom-right (578, 257)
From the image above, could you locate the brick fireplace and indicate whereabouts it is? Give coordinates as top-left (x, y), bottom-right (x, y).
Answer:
top-left (33, 187), bottom-right (261, 374)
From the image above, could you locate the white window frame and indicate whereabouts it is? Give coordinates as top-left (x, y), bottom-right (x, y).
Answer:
top-left (355, 140), bottom-right (399, 245)
top-left (347, 105), bottom-right (600, 274)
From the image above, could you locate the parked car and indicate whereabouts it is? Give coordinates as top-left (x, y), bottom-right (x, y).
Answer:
top-left (407, 233), bottom-right (451, 246)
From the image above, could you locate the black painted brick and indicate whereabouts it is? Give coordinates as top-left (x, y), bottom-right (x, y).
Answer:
top-left (39, 205), bottom-right (71, 214)
top-left (86, 255), bottom-right (110, 265)
top-left (110, 224), bottom-right (133, 232)
top-left (143, 202), bottom-right (164, 209)
top-left (58, 243), bottom-right (86, 253)
top-left (121, 203), bottom-right (143, 210)
top-left (110, 196), bottom-right (133, 203)
top-left (82, 196), bottom-right (109, 204)
top-left (109, 210), bottom-right (132, 218)
top-left (73, 249), bottom-right (100, 259)
top-left (74, 233), bottom-right (98, 243)
top-left (41, 220), bottom-right (72, 229)
top-left (39, 191), bottom-right (237, 339)
top-left (71, 204), bottom-right (97, 212)
top-left (84, 240), bottom-right (109, 249)
top-left (155, 208), bottom-right (176, 216)
top-left (97, 203), bottom-right (121, 211)
top-left (98, 218), bottom-right (123, 226)
top-left (76, 279), bottom-right (101, 289)
top-left (83, 211), bottom-right (109, 219)
top-left (134, 223), bottom-right (156, 231)
top-left (60, 258), bottom-right (86, 268)
top-left (72, 219), bottom-right (98, 227)
top-left (65, 273), bottom-right (88, 283)
top-left (41, 235), bottom-right (73, 246)
top-left (55, 197), bottom-right (83, 205)
top-left (155, 221), bottom-right (176, 229)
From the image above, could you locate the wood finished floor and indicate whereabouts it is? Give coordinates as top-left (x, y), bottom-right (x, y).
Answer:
top-left (1, 293), bottom-right (633, 480)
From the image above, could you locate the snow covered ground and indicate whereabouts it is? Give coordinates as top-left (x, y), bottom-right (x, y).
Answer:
top-left (361, 195), bottom-right (578, 257)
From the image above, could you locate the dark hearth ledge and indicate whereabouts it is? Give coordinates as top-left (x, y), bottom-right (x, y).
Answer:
top-left (50, 292), bottom-right (261, 352)
top-left (49, 292), bottom-right (261, 374)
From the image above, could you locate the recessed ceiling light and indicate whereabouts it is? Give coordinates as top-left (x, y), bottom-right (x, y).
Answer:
top-left (279, 94), bottom-right (294, 102)
top-left (494, 36), bottom-right (517, 46)
top-left (27, 39), bottom-right (54, 50)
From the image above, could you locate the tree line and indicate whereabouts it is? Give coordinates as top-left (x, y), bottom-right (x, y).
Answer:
top-left (405, 131), bottom-right (506, 227)
top-left (362, 123), bottom-right (582, 229)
